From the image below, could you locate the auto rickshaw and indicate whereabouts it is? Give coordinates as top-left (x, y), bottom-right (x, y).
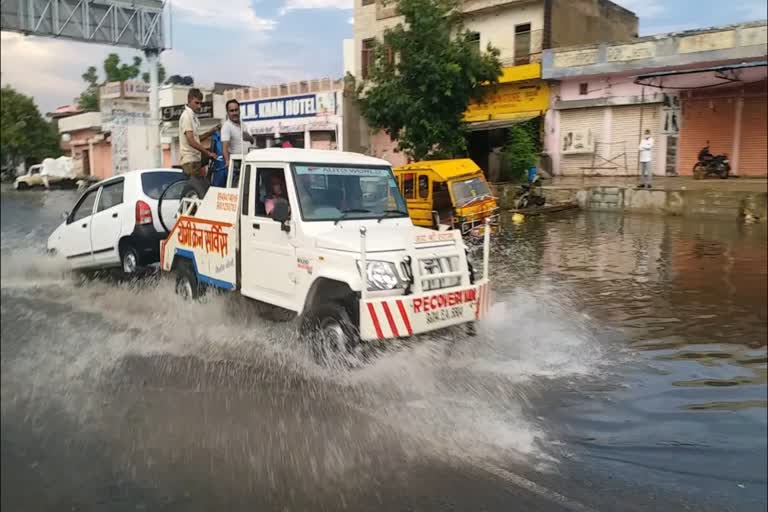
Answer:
top-left (393, 159), bottom-right (500, 238)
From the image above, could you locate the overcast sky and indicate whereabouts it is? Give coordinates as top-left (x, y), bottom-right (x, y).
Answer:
top-left (1, 0), bottom-right (765, 114)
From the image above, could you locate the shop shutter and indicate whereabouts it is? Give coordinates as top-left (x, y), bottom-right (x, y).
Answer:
top-left (611, 104), bottom-right (661, 176)
top-left (738, 97), bottom-right (767, 176)
top-left (558, 108), bottom-right (604, 176)
top-left (678, 97), bottom-right (735, 176)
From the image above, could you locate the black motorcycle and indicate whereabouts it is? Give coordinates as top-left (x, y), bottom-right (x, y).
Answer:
top-left (693, 143), bottom-right (730, 179)
top-left (514, 175), bottom-right (546, 209)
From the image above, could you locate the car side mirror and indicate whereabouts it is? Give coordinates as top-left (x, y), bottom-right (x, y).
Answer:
top-left (272, 199), bottom-right (291, 232)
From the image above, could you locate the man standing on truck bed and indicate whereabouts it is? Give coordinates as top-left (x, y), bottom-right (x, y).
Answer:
top-left (179, 88), bottom-right (219, 183)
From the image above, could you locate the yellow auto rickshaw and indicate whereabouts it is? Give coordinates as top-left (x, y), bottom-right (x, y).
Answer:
top-left (393, 159), bottom-right (500, 238)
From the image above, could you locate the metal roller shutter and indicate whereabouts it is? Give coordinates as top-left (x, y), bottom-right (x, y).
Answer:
top-left (738, 96), bottom-right (767, 176)
top-left (678, 97), bottom-right (736, 176)
top-left (558, 107), bottom-right (604, 176)
top-left (611, 105), bottom-right (660, 176)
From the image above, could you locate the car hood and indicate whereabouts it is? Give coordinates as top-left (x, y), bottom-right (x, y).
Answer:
top-left (313, 223), bottom-right (455, 254)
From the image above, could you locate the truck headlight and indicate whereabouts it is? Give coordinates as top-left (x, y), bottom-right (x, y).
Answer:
top-left (358, 260), bottom-right (401, 291)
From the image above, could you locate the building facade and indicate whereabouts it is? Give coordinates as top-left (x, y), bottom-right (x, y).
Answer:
top-left (57, 80), bottom-right (153, 179)
top-left (351, 0), bottom-right (638, 169)
top-left (542, 21), bottom-right (768, 177)
top-left (225, 79), bottom-right (346, 151)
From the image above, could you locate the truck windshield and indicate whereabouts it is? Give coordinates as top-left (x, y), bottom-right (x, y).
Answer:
top-left (293, 164), bottom-right (408, 222)
top-left (451, 176), bottom-right (491, 206)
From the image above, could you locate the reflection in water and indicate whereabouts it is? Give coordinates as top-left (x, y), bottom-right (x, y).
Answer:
top-left (494, 211), bottom-right (767, 505)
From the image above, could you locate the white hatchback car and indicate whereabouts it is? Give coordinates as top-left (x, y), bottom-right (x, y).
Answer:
top-left (48, 168), bottom-right (185, 273)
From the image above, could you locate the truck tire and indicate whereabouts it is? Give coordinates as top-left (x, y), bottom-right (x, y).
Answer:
top-left (175, 261), bottom-right (205, 300)
top-left (181, 177), bottom-right (208, 201)
top-left (300, 302), bottom-right (361, 366)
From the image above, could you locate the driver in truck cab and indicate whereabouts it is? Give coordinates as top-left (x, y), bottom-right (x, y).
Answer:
top-left (265, 174), bottom-right (288, 217)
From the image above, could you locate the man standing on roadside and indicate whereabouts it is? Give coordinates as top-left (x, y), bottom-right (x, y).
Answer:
top-left (638, 129), bottom-right (655, 189)
top-left (179, 88), bottom-right (219, 180)
top-left (221, 99), bottom-right (254, 169)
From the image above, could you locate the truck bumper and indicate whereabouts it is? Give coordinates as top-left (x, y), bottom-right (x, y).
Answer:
top-left (359, 280), bottom-right (491, 341)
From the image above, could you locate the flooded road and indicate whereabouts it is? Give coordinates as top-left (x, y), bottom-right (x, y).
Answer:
top-left (2, 186), bottom-right (766, 511)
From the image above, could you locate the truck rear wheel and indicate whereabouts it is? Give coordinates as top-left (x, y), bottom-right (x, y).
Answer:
top-left (300, 302), bottom-right (361, 366)
top-left (175, 261), bottom-right (205, 301)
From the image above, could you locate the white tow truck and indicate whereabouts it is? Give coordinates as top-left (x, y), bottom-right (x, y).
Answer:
top-left (160, 148), bottom-right (492, 359)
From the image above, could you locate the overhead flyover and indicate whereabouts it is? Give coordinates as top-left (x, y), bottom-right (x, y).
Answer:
top-left (0, 0), bottom-right (165, 50)
top-left (1, 0), bottom-right (167, 168)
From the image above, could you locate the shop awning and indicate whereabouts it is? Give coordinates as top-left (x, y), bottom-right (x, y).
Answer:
top-left (465, 114), bottom-right (539, 132)
top-left (634, 61), bottom-right (767, 89)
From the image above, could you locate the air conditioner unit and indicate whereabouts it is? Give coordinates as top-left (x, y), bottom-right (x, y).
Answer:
top-left (562, 128), bottom-right (595, 154)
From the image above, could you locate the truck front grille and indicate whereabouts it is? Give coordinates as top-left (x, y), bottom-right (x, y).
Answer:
top-left (419, 256), bottom-right (461, 291)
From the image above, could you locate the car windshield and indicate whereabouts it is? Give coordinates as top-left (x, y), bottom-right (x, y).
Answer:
top-left (292, 164), bottom-right (408, 222)
top-left (141, 171), bottom-right (184, 199)
top-left (451, 176), bottom-right (491, 206)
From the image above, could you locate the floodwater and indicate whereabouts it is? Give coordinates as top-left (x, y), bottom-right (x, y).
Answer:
top-left (1, 185), bottom-right (766, 511)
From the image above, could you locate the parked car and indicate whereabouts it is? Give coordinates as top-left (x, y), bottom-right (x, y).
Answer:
top-left (48, 168), bottom-right (185, 273)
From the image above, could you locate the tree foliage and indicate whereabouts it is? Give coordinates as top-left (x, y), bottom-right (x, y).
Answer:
top-left (104, 53), bottom-right (142, 82)
top-left (78, 66), bottom-right (100, 111)
top-left (355, 0), bottom-right (502, 161)
top-left (503, 124), bottom-right (537, 183)
top-left (1, 86), bottom-right (62, 168)
top-left (78, 54), bottom-right (170, 110)
top-left (142, 63), bottom-right (167, 84)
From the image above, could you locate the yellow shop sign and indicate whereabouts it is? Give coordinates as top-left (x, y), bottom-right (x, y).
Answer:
top-left (465, 81), bottom-right (549, 123)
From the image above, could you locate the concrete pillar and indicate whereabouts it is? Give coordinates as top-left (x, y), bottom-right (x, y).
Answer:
top-left (304, 127), bottom-right (311, 149)
top-left (731, 96), bottom-right (743, 176)
top-left (145, 48), bottom-right (162, 168)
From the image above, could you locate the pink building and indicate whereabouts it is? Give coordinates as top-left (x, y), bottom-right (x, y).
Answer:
top-left (542, 21), bottom-right (767, 177)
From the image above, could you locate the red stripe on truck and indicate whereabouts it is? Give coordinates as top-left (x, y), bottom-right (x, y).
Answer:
top-left (367, 303), bottom-right (384, 339)
top-left (381, 302), bottom-right (400, 338)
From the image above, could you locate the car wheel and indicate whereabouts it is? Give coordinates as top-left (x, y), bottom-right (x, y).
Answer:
top-left (175, 262), bottom-right (205, 301)
top-left (120, 245), bottom-right (140, 275)
top-left (15, 182), bottom-right (28, 191)
top-left (300, 302), bottom-right (362, 366)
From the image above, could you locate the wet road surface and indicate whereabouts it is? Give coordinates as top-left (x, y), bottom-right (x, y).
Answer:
top-left (2, 186), bottom-right (766, 511)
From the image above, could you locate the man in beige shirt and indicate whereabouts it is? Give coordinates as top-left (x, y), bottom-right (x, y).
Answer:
top-left (178, 88), bottom-right (219, 177)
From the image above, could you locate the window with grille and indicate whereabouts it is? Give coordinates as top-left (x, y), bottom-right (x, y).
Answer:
top-left (514, 23), bottom-right (531, 66)
top-left (361, 38), bottom-right (375, 79)
top-left (467, 31), bottom-right (481, 53)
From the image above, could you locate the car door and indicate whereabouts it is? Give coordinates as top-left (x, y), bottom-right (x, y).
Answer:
top-left (90, 178), bottom-right (125, 267)
top-left (61, 187), bottom-right (99, 267)
top-left (239, 164), bottom-right (297, 309)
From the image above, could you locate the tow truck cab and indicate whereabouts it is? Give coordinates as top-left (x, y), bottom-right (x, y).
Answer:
top-left (160, 149), bottom-right (491, 354)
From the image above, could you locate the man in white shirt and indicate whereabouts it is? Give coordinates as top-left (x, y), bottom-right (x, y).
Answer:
top-left (178, 88), bottom-right (219, 178)
top-left (221, 99), bottom-right (254, 167)
top-left (638, 129), bottom-right (655, 189)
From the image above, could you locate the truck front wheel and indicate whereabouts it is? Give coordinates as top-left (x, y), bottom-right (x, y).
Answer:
top-left (300, 302), bottom-right (361, 365)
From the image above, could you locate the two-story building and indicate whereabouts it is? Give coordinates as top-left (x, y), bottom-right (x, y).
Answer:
top-left (542, 20), bottom-right (767, 178)
top-left (350, 0), bottom-right (639, 171)
top-left (57, 80), bottom-right (154, 179)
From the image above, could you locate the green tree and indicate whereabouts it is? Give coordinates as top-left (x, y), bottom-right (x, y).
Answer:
top-left (1, 86), bottom-right (62, 168)
top-left (355, 0), bottom-right (502, 161)
top-left (503, 124), bottom-right (537, 183)
top-left (78, 66), bottom-right (100, 111)
top-left (103, 53), bottom-right (142, 82)
top-left (142, 63), bottom-right (167, 84)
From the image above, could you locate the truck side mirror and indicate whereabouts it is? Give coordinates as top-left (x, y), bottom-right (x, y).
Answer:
top-left (272, 199), bottom-right (291, 232)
